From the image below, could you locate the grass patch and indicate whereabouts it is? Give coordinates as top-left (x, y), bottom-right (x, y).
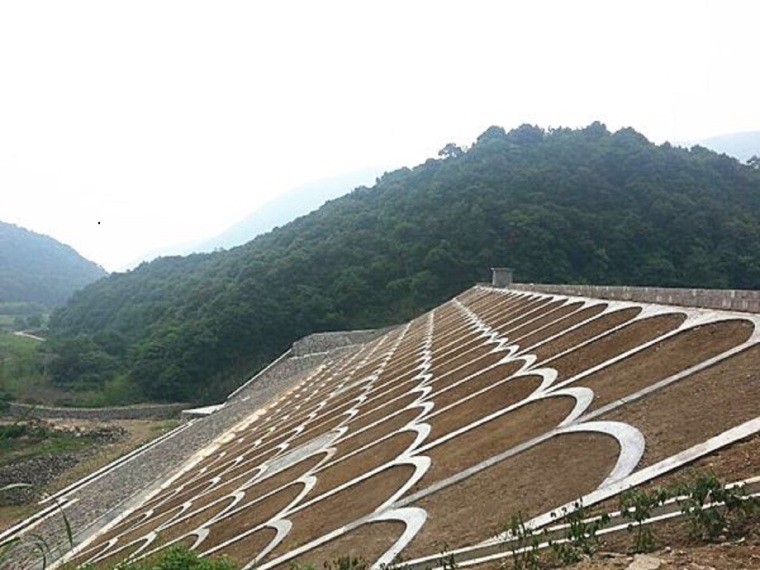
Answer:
top-left (85, 545), bottom-right (238, 569)
top-left (0, 421), bottom-right (95, 467)
top-left (0, 332), bottom-right (42, 357)
top-left (0, 332), bottom-right (50, 403)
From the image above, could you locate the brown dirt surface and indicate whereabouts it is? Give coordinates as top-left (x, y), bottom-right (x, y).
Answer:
top-left (201, 482), bottom-right (304, 550)
top-left (88, 536), bottom-right (149, 570)
top-left (287, 412), bottom-right (351, 448)
top-left (429, 351), bottom-right (509, 389)
top-left (500, 301), bottom-right (586, 342)
top-left (426, 376), bottom-right (553, 443)
top-left (546, 313), bottom-right (687, 382)
top-left (100, 469), bottom-right (263, 557)
top-left (276, 520), bottom-right (406, 570)
top-left (374, 359), bottom-right (426, 389)
top-left (361, 376), bottom-right (424, 411)
top-left (483, 295), bottom-right (550, 321)
top-left (578, 319), bottom-right (754, 412)
top-left (331, 407), bottom-right (424, 461)
top-left (477, 293), bottom-right (532, 316)
top-left (346, 391), bottom-right (423, 434)
top-left (601, 344), bottom-right (760, 468)
top-left (429, 368), bottom-right (539, 414)
top-left (514, 303), bottom-right (608, 352)
top-left (242, 451), bottom-right (328, 499)
top-left (225, 446), bottom-right (286, 480)
top-left (207, 526), bottom-right (277, 565)
top-left (431, 329), bottom-right (485, 362)
top-left (148, 495), bottom-right (238, 548)
top-left (366, 374), bottom-right (424, 405)
top-left (369, 366), bottom-right (425, 396)
top-left (531, 307), bottom-right (642, 362)
top-left (432, 344), bottom-right (498, 377)
top-left (556, 516), bottom-right (760, 570)
top-left (329, 378), bottom-right (373, 402)
top-left (165, 443), bottom-right (281, 503)
top-left (38, 290), bottom-right (760, 570)
top-left (493, 300), bottom-right (566, 336)
top-left (417, 395), bottom-right (576, 490)
top-left (657, 431), bottom-right (760, 487)
top-left (265, 464), bottom-right (416, 560)
top-left (404, 432), bottom-right (620, 558)
top-left (92, 504), bottom-right (185, 548)
top-left (427, 360), bottom-right (525, 402)
top-left (310, 430), bottom-right (417, 499)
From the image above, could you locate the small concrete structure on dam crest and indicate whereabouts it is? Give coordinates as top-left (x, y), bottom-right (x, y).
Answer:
top-left (490, 267), bottom-right (513, 288)
top-left (4, 282), bottom-right (760, 570)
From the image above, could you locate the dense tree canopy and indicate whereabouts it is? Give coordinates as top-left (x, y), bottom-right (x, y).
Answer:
top-left (47, 123), bottom-right (760, 403)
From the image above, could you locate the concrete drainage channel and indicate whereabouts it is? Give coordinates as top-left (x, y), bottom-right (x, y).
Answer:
top-left (404, 475), bottom-right (760, 570)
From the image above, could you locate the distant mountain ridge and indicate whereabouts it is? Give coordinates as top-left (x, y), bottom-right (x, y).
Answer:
top-left (0, 221), bottom-right (107, 307)
top-left (122, 167), bottom-right (386, 269)
top-left (197, 167), bottom-right (387, 252)
top-left (691, 130), bottom-right (760, 163)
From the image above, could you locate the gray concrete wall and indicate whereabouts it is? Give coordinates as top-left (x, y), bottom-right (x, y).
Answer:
top-left (227, 327), bottom-right (393, 402)
top-left (227, 352), bottom-right (331, 402)
top-left (6, 402), bottom-right (188, 421)
top-left (509, 283), bottom-right (760, 313)
top-left (290, 327), bottom-right (394, 357)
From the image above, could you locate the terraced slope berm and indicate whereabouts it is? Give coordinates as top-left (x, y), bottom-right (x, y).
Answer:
top-left (62, 286), bottom-right (760, 569)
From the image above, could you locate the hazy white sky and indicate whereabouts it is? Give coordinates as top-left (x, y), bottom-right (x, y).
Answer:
top-left (2, 0), bottom-right (758, 270)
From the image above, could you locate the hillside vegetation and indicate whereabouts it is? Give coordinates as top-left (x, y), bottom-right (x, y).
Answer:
top-left (47, 123), bottom-right (760, 404)
top-left (0, 221), bottom-right (107, 308)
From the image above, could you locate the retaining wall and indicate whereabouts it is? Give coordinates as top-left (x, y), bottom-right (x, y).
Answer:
top-left (509, 283), bottom-right (760, 313)
top-left (290, 327), bottom-right (394, 356)
top-left (6, 402), bottom-right (188, 421)
top-left (227, 351), bottom-right (332, 402)
top-left (227, 327), bottom-right (393, 402)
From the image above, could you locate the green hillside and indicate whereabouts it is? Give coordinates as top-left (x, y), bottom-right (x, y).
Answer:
top-left (0, 221), bottom-right (107, 308)
top-left (47, 123), bottom-right (760, 404)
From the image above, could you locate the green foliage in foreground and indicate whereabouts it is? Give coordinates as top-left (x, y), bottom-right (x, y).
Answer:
top-left (98, 546), bottom-right (237, 570)
top-left (47, 123), bottom-right (760, 404)
top-left (500, 472), bottom-right (760, 568)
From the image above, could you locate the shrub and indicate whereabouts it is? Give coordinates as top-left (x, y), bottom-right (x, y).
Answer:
top-left (618, 487), bottom-right (671, 553)
top-left (550, 499), bottom-right (610, 565)
top-left (675, 473), bottom-right (760, 542)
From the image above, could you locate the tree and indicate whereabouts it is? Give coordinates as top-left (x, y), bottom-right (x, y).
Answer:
top-left (438, 143), bottom-right (464, 159)
top-left (505, 124), bottom-right (545, 145)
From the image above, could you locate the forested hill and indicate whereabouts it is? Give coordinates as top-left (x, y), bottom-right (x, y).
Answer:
top-left (0, 221), bottom-right (107, 307)
top-left (48, 123), bottom-right (760, 404)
